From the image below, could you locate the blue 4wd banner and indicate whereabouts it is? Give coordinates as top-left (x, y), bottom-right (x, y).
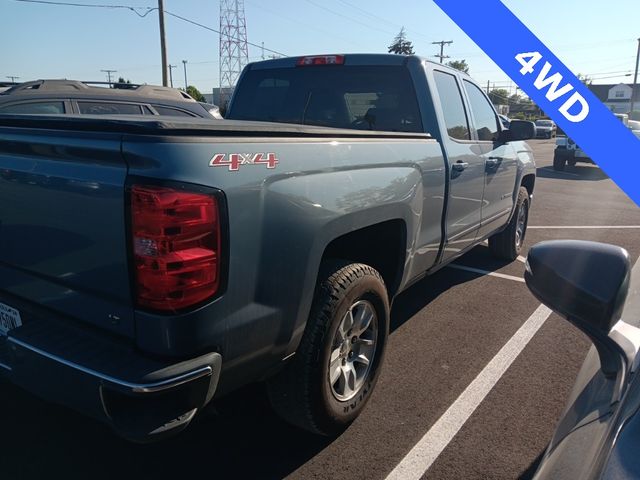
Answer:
top-left (433, 0), bottom-right (640, 206)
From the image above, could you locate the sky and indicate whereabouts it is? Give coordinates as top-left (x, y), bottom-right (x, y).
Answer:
top-left (1, 0), bottom-right (639, 97)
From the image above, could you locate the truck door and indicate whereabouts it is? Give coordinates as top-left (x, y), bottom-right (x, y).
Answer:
top-left (431, 70), bottom-right (486, 262)
top-left (462, 80), bottom-right (518, 239)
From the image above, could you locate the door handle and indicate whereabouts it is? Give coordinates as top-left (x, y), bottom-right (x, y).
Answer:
top-left (486, 157), bottom-right (502, 166)
top-left (452, 161), bottom-right (469, 171)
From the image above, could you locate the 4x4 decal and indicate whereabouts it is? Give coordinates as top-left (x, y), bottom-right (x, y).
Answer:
top-left (209, 152), bottom-right (279, 171)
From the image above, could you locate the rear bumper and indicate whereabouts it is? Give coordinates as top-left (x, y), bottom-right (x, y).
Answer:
top-left (0, 309), bottom-right (221, 442)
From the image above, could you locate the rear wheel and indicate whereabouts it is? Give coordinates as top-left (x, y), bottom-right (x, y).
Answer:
top-left (553, 152), bottom-right (566, 171)
top-left (267, 262), bottom-right (389, 435)
top-left (568, 159), bottom-right (577, 167)
top-left (489, 187), bottom-right (529, 261)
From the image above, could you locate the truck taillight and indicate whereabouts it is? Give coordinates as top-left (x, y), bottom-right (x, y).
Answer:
top-left (131, 185), bottom-right (220, 312)
top-left (296, 55), bottom-right (345, 66)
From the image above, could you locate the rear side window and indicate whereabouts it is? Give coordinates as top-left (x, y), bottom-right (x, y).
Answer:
top-left (228, 65), bottom-right (422, 132)
top-left (152, 105), bottom-right (195, 117)
top-left (0, 101), bottom-right (65, 114)
top-left (433, 71), bottom-right (470, 140)
top-left (464, 80), bottom-right (500, 141)
top-left (77, 102), bottom-right (143, 115)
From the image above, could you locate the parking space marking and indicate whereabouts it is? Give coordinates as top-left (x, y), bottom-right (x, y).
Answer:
top-left (517, 255), bottom-right (527, 264)
top-left (447, 264), bottom-right (525, 283)
top-left (528, 225), bottom-right (640, 229)
top-left (385, 304), bottom-right (553, 480)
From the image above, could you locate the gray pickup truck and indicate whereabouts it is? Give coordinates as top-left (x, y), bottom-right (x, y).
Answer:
top-left (0, 54), bottom-right (536, 441)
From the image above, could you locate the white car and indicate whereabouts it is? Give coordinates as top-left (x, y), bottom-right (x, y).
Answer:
top-left (629, 119), bottom-right (640, 139)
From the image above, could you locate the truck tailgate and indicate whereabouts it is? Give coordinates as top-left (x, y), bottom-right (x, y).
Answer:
top-left (0, 127), bottom-right (134, 338)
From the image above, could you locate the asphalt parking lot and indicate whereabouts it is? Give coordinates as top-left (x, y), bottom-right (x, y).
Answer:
top-left (2, 138), bottom-right (639, 480)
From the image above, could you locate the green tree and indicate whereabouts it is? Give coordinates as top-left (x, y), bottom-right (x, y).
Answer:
top-left (508, 93), bottom-right (522, 106)
top-left (113, 77), bottom-right (134, 89)
top-left (488, 88), bottom-right (510, 105)
top-left (388, 27), bottom-right (414, 55)
top-left (446, 59), bottom-right (469, 74)
top-left (185, 85), bottom-right (206, 102)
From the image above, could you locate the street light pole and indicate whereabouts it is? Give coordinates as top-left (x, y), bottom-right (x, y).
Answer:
top-left (6, 76), bottom-right (20, 83)
top-left (158, 0), bottom-right (169, 87)
top-left (182, 60), bottom-right (188, 90)
top-left (630, 38), bottom-right (640, 116)
top-left (168, 64), bottom-right (176, 88)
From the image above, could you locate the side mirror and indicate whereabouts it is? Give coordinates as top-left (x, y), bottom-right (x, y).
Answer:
top-left (506, 120), bottom-right (536, 141)
top-left (525, 240), bottom-right (631, 378)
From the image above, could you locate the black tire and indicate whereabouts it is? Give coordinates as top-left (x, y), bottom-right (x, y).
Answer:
top-left (267, 262), bottom-right (389, 435)
top-left (553, 152), bottom-right (566, 171)
top-left (488, 187), bottom-right (529, 261)
top-left (568, 159), bottom-right (577, 167)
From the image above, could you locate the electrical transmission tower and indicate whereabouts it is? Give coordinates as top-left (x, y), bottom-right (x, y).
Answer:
top-left (219, 0), bottom-right (249, 108)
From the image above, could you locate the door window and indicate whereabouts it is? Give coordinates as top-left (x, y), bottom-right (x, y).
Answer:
top-left (433, 71), bottom-right (470, 140)
top-left (464, 80), bottom-right (500, 141)
top-left (0, 101), bottom-right (65, 114)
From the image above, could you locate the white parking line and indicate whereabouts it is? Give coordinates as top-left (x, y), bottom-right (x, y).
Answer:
top-left (517, 255), bottom-right (527, 264)
top-left (528, 225), bottom-right (640, 229)
top-left (447, 264), bottom-right (525, 283)
top-left (385, 304), bottom-right (553, 480)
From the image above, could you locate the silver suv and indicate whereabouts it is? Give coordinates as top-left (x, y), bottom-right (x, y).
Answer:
top-left (0, 80), bottom-right (218, 119)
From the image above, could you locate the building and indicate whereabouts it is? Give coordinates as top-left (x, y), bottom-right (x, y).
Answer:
top-left (203, 88), bottom-right (226, 107)
top-left (588, 83), bottom-right (640, 114)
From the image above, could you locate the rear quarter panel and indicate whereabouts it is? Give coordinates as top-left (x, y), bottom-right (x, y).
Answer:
top-left (123, 135), bottom-right (444, 389)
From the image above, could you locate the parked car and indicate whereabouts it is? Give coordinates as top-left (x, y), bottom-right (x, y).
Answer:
top-left (199, 101), bottom-right (223, 119)
top-left (0, 79), bottom-right (219, 119)
top-left (0, 54), bottom-right (535, 441)
top-left (535, 119), bottom-right (557, 139)
top-left (498, 114), bottom-right (511, 129)
top-left (525, 240), bottom-right (640, 479)
top-left (628, 119), bottom-right (640, 139)
top-left (553, 136), bottom-right (593, 171)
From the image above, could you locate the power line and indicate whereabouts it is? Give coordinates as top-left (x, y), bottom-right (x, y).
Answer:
top-left (11, 0), bottom-right (156, 17)
top-left (100, 69), bottom-right (117, 86)
top-left (163, 10), bottom-right (286, 57)
top-left (303, 0), bottom-right (396, 36)
top-left (432, 40), bottom-right (453, 63)
top-left (9, 0), bottom-right (286, 56)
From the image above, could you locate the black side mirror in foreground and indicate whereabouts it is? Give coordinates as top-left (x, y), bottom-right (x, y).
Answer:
top-left (525, 240), bottom-right (631, 378)
top-left (506, 120), bottom-right (536, 141)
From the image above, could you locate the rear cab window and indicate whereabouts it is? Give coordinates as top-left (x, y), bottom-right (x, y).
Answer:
top-left (228, 65), bottom-right (423, 132)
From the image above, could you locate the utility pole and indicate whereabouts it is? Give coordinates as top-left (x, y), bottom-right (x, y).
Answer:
top-left (486, 80), bottom-right (490, 94)
top-left (101, 69), bottom-right (117, 87)
top-left (168, 64), bottom-right (176, 88)
top-left (432, 40), bottom-right (453, 64)
top-left (631, 37), bottom-right (640, 116)
top-left (261, 42), bottom-right (265, 60)
top-left (6, 76), bottom-right (20, 83)
top-left (158, 0), bottom-right (169, 87)
top-left (182, 60), bottom-right (188, 90)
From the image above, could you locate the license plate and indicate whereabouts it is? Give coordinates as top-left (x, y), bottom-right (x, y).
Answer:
top-left (0, 302), bottom-right (22, 336)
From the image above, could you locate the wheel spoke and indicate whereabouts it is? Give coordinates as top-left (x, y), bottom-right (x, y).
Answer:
top-left (354, 353), bottom-right (370, 367)
top-left (352, 304), bottom-right (373, 336)
top-left (330, 360), bottom-right (342, 385)
top-left (340, 310), bottom-right (354, 338)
